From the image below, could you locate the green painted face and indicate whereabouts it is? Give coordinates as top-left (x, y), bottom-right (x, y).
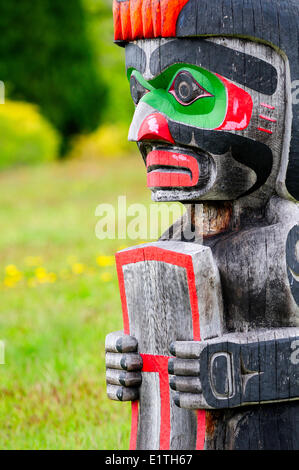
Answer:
top-left (128, 64), bottom-right (227, 129)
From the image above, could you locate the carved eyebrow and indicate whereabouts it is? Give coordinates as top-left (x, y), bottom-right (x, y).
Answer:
top-left (126, 39), bottom-right (277, 96)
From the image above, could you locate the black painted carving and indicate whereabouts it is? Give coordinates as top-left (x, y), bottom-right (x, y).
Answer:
top-left (198, 336), bottom-right (299, 408)
top-left (149, 39), bottom-right (278, 96)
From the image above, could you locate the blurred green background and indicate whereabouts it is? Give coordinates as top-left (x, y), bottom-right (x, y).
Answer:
top-left (0, 0), bottom-right (156, 449)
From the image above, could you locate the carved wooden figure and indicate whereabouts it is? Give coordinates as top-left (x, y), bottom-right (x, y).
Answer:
top-left (105, 0), bottom-right (299, 450)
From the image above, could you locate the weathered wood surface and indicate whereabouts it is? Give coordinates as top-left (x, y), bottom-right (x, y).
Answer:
top-left (105, 0), bottom-right (299, 451)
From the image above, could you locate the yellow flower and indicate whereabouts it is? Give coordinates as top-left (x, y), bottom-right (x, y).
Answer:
top-left (34, 267), bottom-right (57, 284)
top-left (96, 255), bottom-right (114, 267)
top-left (35, 267), bottom-right (48, 280)
top-left (4, 265), bottom-right (23, 284)
top-left (72, 263), bottom-right (85, 274)
top-left (3, 277), bottom-right (16, 288)
top-left (100, 272), bottom-right (113, 283)
top-left (5, 265), bottom-right (19, 276)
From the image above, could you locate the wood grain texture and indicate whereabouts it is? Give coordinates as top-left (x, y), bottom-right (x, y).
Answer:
top-left (109, 0), bottom-right (299, 451)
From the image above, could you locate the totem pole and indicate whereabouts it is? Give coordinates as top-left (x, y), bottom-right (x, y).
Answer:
top-left (105, 0), bottom-right (299, 450)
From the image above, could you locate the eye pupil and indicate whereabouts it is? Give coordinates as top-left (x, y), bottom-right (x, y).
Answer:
top-left (171, 71), bottom-right (211, 105)
top-left (178, 81), bottom-right (191, 99)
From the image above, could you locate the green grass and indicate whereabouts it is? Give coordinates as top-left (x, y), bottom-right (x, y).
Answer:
top-left (0, 155), bottom-right (172, 449)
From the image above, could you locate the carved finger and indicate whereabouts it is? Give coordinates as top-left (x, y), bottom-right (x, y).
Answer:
top-left (168, 358), bottom-right (200, 376)
top-left (106, 352), bottom-right (143, 371)
top-left (105, 331), bottom-right (138, 353)
top-left (107, 384), bottom-right (139, 402)
top-left (106, 368), bottom-right (142, 387)
top-left (169, 341), bottom-right (206, 359)
top-left (174, 392), bottom-right (208, 410)
top-left (169, 375), bottom-right (201, 393)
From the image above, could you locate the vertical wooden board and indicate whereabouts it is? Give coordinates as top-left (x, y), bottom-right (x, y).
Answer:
top-left (137, 373), bottom-right (161, 449)
top-left (117, 241), bottom-right (214, 449)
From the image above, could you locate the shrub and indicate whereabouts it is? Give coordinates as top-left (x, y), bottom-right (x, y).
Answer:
top-left (0, 101), bottom-right (60, 169)
top-left (68, 124), bottom-right (137, 160)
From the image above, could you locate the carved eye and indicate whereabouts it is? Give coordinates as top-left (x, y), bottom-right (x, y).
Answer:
top-left (130, 75), bottom-right (148, 105)
top-left (169, 71), bottom-right (213, 106)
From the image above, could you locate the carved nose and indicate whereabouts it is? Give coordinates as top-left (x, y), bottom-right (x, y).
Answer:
top-left (137, 113), bottom-right (175, 144)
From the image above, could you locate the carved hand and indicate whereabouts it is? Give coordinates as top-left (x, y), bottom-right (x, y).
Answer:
top-left (105, 331), bottom-right (142, 402)
top-left (168, 340), bottom-right (205, 409)
top-left (169, 332), bottom-right (299, 410)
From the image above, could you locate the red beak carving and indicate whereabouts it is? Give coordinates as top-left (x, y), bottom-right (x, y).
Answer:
top-left (137, 113), bottom-right (175, 144)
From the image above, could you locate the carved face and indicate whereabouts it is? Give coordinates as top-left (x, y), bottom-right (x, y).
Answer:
top-left (126, 37), bottom-right (288, 205)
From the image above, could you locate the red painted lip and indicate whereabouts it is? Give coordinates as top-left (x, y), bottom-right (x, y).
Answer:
top-left (146, 149), bottom-right (199, 188)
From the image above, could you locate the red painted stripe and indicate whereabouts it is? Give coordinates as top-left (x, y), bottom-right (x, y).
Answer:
top-left (196, 410), bottom-right (206, 450)
top-left (130, 401), bottom-right (139, 450)
top-left (259, 114), bottom-right (277, 123)
top-left (257, 127), bottom-right (273, 135)
top-left (260, 103), bottom-right (275, 110)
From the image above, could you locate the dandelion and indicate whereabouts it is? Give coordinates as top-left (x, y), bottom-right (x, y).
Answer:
top-left (3, 277), bottom-right (16, 288)
top-left (33, 267), bottom-right (58, 284)
top-left (5, 265), bottom-right (19, 276)
top-left (35, 267), bottom-right (48, 281)
top-left (96, 255), bottom-right (114, 267)
top-left (4, 265), bottom-right (23, 286)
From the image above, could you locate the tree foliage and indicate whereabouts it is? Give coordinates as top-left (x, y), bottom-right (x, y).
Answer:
top-left (0, 0), bottom-right (106, 153)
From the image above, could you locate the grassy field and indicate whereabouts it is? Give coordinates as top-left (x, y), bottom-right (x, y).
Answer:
top-left (0, 155), bottom-right (175, 449)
